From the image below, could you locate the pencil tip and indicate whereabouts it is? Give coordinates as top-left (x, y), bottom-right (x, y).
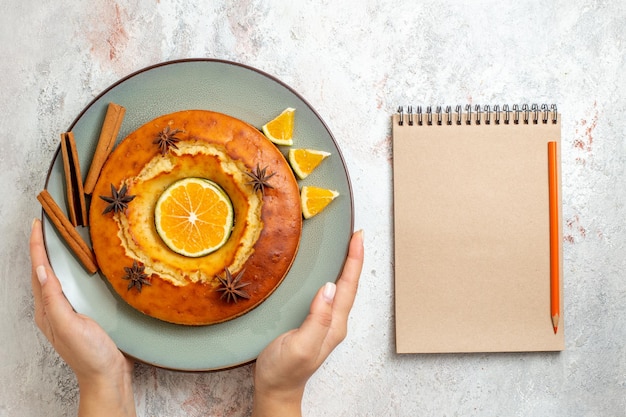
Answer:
top-left (551, 314), bottom-right (560, 334)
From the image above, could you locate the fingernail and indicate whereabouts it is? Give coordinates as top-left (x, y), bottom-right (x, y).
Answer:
top-left (36, 265), bottom-right (48, 285)
top-left (322, 282), bottom-right (336, 303)
top-left (31, 218), bottom-right (38, 230)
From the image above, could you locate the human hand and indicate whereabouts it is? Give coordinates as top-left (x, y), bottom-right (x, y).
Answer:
top-left (251, 230), bottom-right (364, 417)
top-left (30, 218), bottom-right (136, 417)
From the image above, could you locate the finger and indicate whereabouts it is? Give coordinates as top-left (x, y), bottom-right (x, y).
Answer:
top-left (331, 230), bottom-right (364, 323)
top-left (290, 282), bottom-right (336, 359)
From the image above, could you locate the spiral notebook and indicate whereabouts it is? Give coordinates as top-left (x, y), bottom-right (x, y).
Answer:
top-left (392, 104), bottom-right (565, 353)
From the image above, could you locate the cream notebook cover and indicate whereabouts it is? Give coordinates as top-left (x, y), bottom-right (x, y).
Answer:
top-left (392, 105), bottom-right (564, 353)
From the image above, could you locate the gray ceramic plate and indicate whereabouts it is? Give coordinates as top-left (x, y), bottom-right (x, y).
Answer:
top-left (43, 59), bottom-right (353, 371)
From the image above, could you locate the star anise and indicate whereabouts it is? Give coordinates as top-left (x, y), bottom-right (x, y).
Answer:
top-left (245, 164), bottom-right (275, 195)
top-left (122, 261), bottom-right (151, 292)
top-left (153, 126), bottom-right (182, 156)
top-left (99, 183), bottom-right (136, 214)
top-left (216, 268), bottom-right (250, 303)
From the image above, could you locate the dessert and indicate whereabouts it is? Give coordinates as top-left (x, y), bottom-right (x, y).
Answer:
top-left (89, 110), bottom-right (302, 325)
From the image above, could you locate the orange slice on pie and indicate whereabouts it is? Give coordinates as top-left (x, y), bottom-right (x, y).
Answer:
top-left (155, 177), bottom-right (234, 257)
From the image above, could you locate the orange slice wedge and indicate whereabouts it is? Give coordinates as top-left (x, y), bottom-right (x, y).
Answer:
top-left (262, 107), bottom-right (295, 146)
top-left (155, 178), bottom-right (234, 257)
top-left (300, 186), bottom-right (339, 219)
top-left (288, 148), bottom-right (331, 179)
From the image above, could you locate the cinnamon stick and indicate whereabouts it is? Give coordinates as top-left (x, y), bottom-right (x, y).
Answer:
top-left (37, 190), bottom-right (98, 274)
top-left (60, 131), bottom-right (88, 227)
top-left (83, 102), bottom-right (126, 194)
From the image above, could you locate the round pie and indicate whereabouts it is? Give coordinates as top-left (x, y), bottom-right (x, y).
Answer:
top-left (89, 110), bottom-right (302, 325)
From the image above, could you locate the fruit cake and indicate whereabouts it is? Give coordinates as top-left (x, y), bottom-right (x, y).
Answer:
top-left (89, 110), bottom-right (302, 325)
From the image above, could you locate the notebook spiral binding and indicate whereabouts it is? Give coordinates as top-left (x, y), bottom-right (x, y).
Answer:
top-left (396, 104), bottom-right (558, 126)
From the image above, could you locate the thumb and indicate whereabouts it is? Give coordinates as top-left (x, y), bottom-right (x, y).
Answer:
top-left (30, 219), bottom-right (74, 337)
top-left (34, 263), bottom-right (76, 344)
top-left (37, 265), bottom-right (75, 320)
top-left (291, 282), bottom-right (336, 356)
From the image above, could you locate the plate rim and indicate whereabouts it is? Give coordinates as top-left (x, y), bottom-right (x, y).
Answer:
top-left (41, 58), bottom-right (354, 371)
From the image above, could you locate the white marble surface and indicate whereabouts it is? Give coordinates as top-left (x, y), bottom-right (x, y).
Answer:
top-left (2, 0), bottom-right (625, 415)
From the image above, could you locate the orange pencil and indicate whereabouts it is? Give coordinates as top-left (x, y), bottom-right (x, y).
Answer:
top-left (548, 141), bottom-right (560, 334)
